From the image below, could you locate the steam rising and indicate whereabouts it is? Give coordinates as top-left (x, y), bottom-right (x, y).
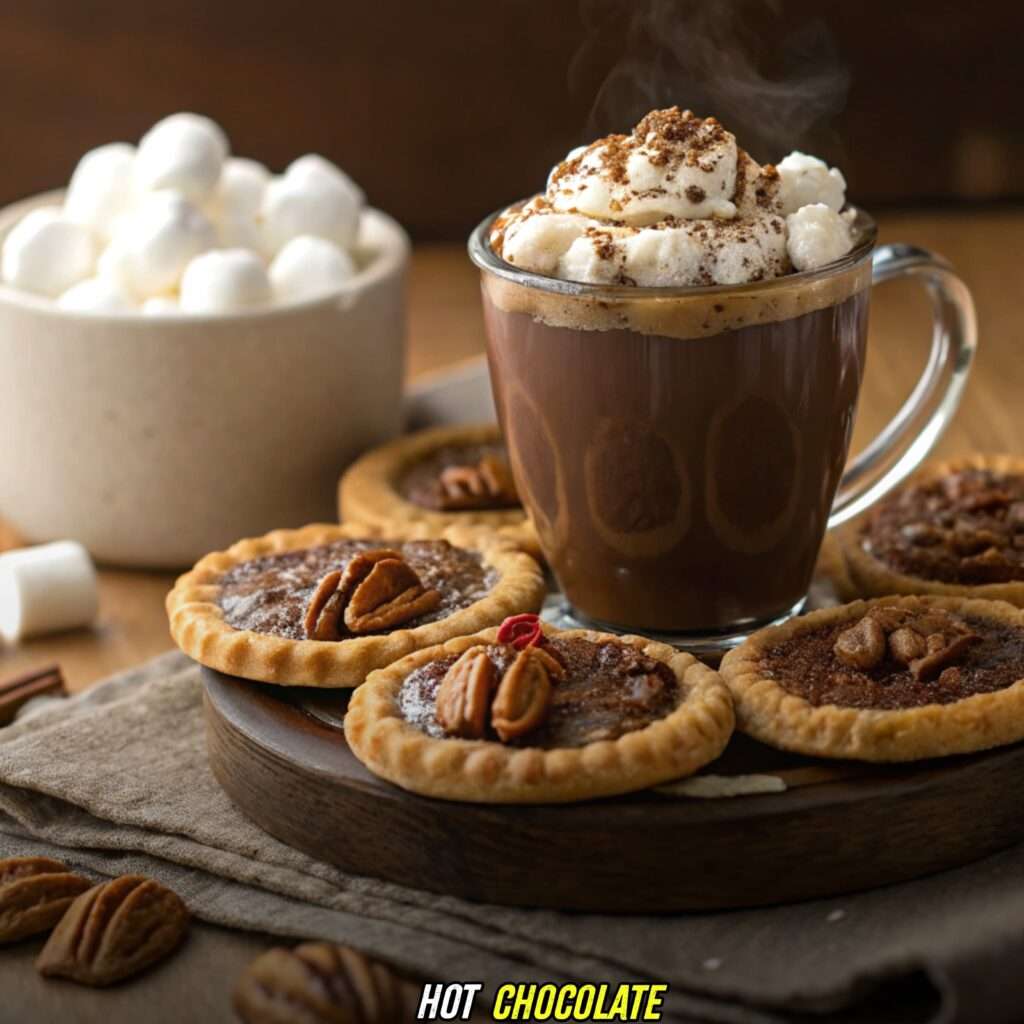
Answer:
top-left (570, 0), bottom-right (849, 162)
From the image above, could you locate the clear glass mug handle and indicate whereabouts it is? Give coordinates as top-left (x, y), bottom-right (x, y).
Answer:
top-left (828, 244), bottom-right (978, 528)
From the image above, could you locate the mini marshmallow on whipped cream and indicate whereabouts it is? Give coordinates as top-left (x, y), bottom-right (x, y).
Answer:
top-left (491, 107), bottom-right (857, 287)
top-left (0, 113), bottom-right (366, 314)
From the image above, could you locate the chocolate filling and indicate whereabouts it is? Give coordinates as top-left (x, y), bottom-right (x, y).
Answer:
top-left (399, 636), bottom-right (679, 748)
top-left (218, 540), bottom-right (494, 640)
top-left (860, 468), bottom-right (1024, 585)
top-left (761, 615), bottom-right (1024, 710)
top-left (398, 443), bottom-right (520, 511)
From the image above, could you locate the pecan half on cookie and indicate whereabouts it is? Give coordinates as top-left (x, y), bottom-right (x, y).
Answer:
top-left (436, 640), bottom-right (564, 743)
top-left (304, 549), bottom-right (441, 639)
top-left (438, 454), bottom-right (519, 511)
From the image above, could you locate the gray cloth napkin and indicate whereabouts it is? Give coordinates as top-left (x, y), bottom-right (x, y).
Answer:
top-left (0, 652), bottom-right (1021, 1024)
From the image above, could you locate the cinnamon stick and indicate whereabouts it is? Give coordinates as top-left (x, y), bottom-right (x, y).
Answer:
top-left (0, 664), bottom-right (66, 726)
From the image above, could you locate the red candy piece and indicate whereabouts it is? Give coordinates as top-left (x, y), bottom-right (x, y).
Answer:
top-left (497, 613), bottom-right (544, 650)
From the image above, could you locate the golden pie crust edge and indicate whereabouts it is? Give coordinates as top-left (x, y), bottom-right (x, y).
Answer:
top-left (338, 423), bottom-right (542, 558)
top-left (344, 626), bottom-right (735, 804)
top-left (166, 522), bottom-right (546, 688)
top-left (842, 453), bottom-right (1024, 607)
top-left (720, 595), bottom-right (1024, 762)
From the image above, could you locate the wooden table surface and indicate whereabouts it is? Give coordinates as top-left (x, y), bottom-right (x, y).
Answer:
top-left (1, 208), bottom-right (1022, 1018)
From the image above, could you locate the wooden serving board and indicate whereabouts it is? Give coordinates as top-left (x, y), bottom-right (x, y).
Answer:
top-left (204, 667), bottom-right (1024, 913)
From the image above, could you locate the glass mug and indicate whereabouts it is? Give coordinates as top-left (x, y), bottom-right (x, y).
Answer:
top-left (469, 207), bottom-right (977, 652)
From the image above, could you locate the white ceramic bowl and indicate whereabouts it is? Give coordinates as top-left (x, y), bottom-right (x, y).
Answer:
top-left (0, 191), bottom-right (409, 568)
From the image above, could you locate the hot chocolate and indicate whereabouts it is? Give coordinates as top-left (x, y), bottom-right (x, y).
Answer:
top-left (482, 273), bottom-right (869, 633)
top-left (470, 107), bottom-right (975, 642)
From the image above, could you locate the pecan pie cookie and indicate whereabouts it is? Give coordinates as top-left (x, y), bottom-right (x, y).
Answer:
top-left (843, 454), bottom-right (1024, 606)
top-left (720, 595), bottom-right (1024, 761)
top-left (345, 616), bottom-right (734, 802)
top-left (167, 523), bottom-right (545, 687)
top-left (338, 424), bottom-right (540, 557)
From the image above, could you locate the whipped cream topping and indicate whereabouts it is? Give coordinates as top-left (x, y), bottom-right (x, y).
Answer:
top-left (492, 107), bottom-right (856, 287)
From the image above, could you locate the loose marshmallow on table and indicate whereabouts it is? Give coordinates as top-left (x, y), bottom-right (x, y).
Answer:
top-left (179, 248), bottom-right (271, 313)
top-left (786, 203), bottom-right (854, 272)
top-left (0, 541), bottom-right (98, 643)
top-left (269, 235), bottom-right (355, 303)
top-left (64, 143), bottom-right (136, 240)
top-left (108, 191), bottom-right (217, 297)
top-left (261, 155), bottom-right (363, 254)
top-left (1, 208), bottom-right (96, 297)
top-left (135, 113), bottom-right (229, 203)
top-left (776, 152), bottom-right (847, 216)
top-left (58, 276), bottom-right (138, 313)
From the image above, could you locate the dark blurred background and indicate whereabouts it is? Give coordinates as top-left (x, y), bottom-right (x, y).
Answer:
top-left (2, 0), bottom-right (1021, 240)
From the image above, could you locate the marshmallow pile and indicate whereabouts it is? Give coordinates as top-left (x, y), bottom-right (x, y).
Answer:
top-left (493, 108), bottom-right (857, 287)
top-left (0, 114), bottom-right (365, 314)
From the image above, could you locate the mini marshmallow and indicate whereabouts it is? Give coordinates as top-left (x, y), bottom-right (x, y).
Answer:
top-left (502, 213), bottom-right (589, 276)
top-left (135, 113), bottom-right (229, 203)
top-left (621, 227), bottom-right (703, 287)
top-left (558, 234), bottom-right (621, 284)
top-left (269, 235), bottom-right (355, 303)
top-left (214, 157), bottom-right (270, 219)
top-left (261, 169), bottom-right (362, 254)
top-left (1, 208), bottom-right (96, 297)
top-left (112, 191), bottom-right (217, 297)
top-left (142, 296), bottom-right (180, 316)
top-left (57, 276), bottom-right (138, 313)
top-left (0, 541), bottom-right (98, 643)
top-left (216, 213), bottom-right (263, 252)
top-left (286, 154), bottom-right (365, 204)
top-left (777, 152), bottom-right (847, 215)
top-left (786, 203), bottom-right (853, 272)
top-left (179, 248), bottom-right (272, 313)
top-left (64, 143), bottom-right (136, 239)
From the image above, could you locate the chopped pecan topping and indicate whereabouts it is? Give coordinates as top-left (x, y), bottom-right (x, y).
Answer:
top-left (36, 875), bottom-right (188, 986)
top-left (437, 455), bottom-right (518, 511)
top-left (888, 627), bottom-right (926, 666)
top-left (910, 632), bottom-right (981, 682)
top-left (491, 646), bottom-right (565, 742)
top-left (0, 857), bottom-right (91, 945)
top-left (304, 549), bottom-right (441, 639)
top-left (834, 616), bottom-right (886, 670)
top-left (861, 468), bottom-right (1024, 585)
top-left (900, 522), bottom-right (943, 546)
top-left (835, 606), bottom-right (980, 683)
top-left (436, 647), bottom-right (498, 739)
top-left (233, 942), bottom-right (408, 1024)
top-left (960, 488), bottom-right (1011, 513)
